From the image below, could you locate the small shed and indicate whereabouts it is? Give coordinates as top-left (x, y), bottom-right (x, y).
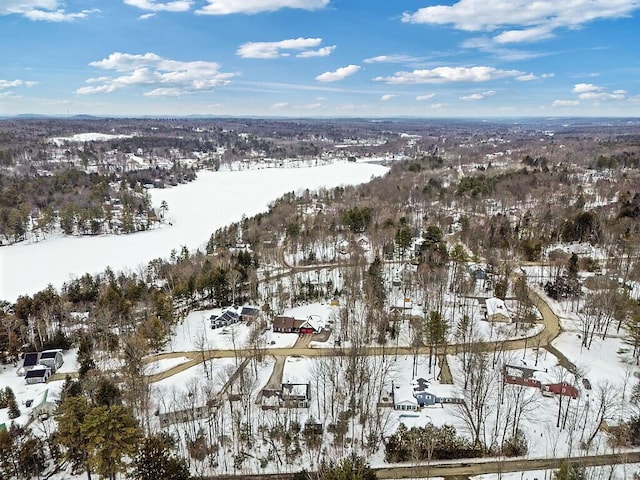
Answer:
top-left (25, 366), bottom-right (51, 384)
top-left (39, 350), bottom-right (64, 372)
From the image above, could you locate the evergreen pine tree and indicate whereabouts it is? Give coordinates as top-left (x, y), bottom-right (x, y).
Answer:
top-left (6, 387), bottom-right (20, 419)
top-left (130, 434), bottom-right (190, 480)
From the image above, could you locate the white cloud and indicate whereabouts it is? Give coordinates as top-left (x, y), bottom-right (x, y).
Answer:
top-left (296, 46), bottom-right (336, 58)
top-left (374, 66), bottom-right (521, 84)
top-left (271, 102), bottom-right (289, 109)
top-left (76, 52), bottom-right (235, 97)
top-left (0, 79), bottom-right (38, 89)
top-left (380, 94), bottom-right (396, 101)
top-left (236, 38), bottom-right (333, 59)
top-left (493, 26), bottom-right (554, 44)
top-left (461, 37), bottom-right (549, 61)
top-left (552, 99), bottom-right (580, 107)
top-left (197, 0), bottom-right (329, 15)
top-left (23, 8), bottom-right (98, 21)
top-left (460, 90), bottom-right (496, 101)
top-left (124, 0), bottom-right (191, 12)
top-left (139, 13), bottom-right (155, 19)
top-left (430, 103), bottom-right (447, 109)
top-left (364, 54), bottom-right (423, 64)
top-left (315, 64), bottom-right (360, 83)
top-left (579, 90), bottom-right (626, 101)
top-left (572, 83), bottom-right (626, 101)
top-left (1, 1), bottom-right (98, 21)
top-left (517, 71), bottom-right (555, 81)
top-left (416, 93), bottom-right (436, 101)
top-left (403, 0), bottom-right (640, 43)
top-left (573, 83), bottom-right (599, 93)
top-left (516, 73), bottom-right (537, 81)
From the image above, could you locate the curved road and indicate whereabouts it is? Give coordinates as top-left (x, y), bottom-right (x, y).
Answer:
top-left (51, 286), bottom-right (566, 385)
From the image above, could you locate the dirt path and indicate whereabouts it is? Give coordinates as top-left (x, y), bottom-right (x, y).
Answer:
top-left (262, 356), bottom-right (286, 392)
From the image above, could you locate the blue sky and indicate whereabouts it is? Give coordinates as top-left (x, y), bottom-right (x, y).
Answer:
top-left (1, 0), bottom-right (639, 117)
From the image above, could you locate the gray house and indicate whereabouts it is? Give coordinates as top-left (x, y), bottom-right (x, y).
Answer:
top-left (19, 352), bottom-right (41, 376)
top-left (39, 350), bottom-right (64, 372)
top-left (210, 309), bottom-right (240, 329)
top-left (25, 366), bottom-right (51, 384)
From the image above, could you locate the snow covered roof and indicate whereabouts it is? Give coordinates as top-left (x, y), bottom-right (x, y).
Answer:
top-left (40, 349), bottom-right (62, 359)
top-left (393, 384), bottom-right (418, 407)
top-left (485, 297), bottom-right (510, 319)
top-left (304, 315), bottom-right (325, 332)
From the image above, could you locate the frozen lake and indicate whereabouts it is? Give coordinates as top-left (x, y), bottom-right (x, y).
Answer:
top-left (0, 161), bottom-right (388, 301)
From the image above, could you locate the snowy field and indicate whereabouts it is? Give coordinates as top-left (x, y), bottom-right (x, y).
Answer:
top-left (0, 161), bottom-right (389, 302)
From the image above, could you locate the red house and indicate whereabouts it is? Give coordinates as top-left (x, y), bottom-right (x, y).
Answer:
top-left (542, 382), bottom-right (579, 399)
top-left (503, 374), bottom-right (542, 389)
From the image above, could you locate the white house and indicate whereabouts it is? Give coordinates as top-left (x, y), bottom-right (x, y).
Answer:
top-left (485, 297), bottom-right (510, 322)
top-left (39, 349), bottom-right (64, 372)
top-left (392, 383), bottom-right (419, 411)
top-left (25, 366), bottom-right (51, 385)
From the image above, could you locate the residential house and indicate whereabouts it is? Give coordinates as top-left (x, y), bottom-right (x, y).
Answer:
top-left (280, 383), bottom-right (310, 408)
top-left (272, 316), bottom-right (303, 333)
top-left (542, 382), bottom-right (579, 399)
top-left (210, 309), bottom-right (240, 329)
top-left (25, 366), bottom-right (51, 384)
top-left (502, 364), bottom-right (542, 388)
top-left (18, 352), bottom-right (41, 376)
top-left (240, 306), bottom-right (260, 323)
top-left (39, 350), bottom-right (64, 372)
top-left (299, 315), bottom-right (325, 335)
top-left (356, 236), bottom-right (371, 252)
top-left (467, 264), bottom-right (487, 281)
top-left (485, 297), bottom-right (511, 322)
top-left (392, 383), bottom-right (419, 411)
top-left (411, 377), bottom-right (464, 406)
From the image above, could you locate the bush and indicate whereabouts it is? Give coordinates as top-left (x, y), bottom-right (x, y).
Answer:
top-left (501, 429), bottom-right (528, 457)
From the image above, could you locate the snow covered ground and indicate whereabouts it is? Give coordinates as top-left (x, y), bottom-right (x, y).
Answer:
top-left (0, 349), bottom-right (77, 428)
top-left (0, 161), bottom-right (389, 302)
top-left (49, 132), bottom-right (134, 145)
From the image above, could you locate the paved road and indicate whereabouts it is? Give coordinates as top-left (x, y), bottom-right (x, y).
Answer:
top-left (375, 451), bottom-right (640, 479)
top-left (203, 451), bottom-right (640, 480)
